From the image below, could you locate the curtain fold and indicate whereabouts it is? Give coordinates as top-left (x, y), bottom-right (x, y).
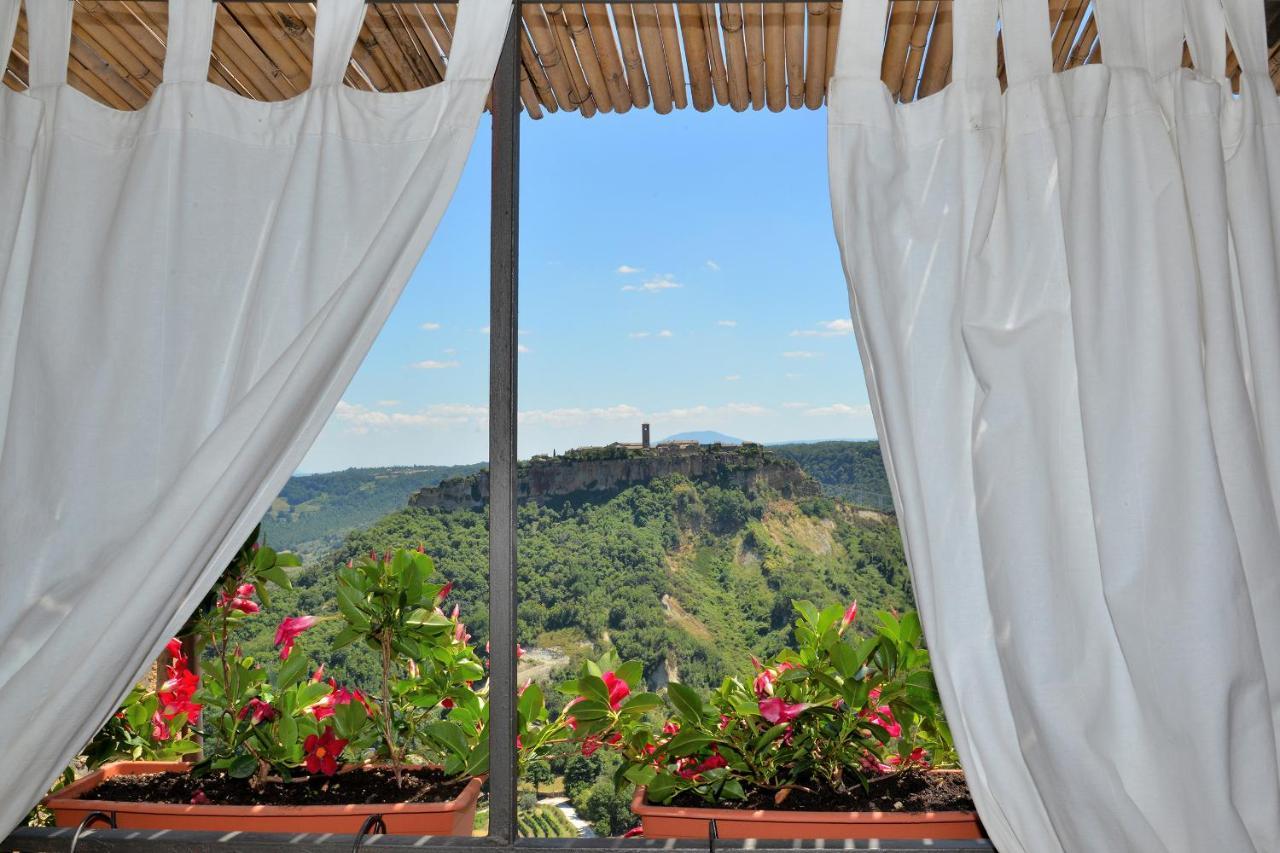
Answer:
top-left (828, 0), bottom-right (1280, 850)
top-left (0, 0), bottom-right (508, 833)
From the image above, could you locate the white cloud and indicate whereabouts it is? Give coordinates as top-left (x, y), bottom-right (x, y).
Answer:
top-left (628, 331), bottom-right (650, 339)
top-left (518, 344), bottom-right (532, 354)
top-left (480, 325), bottom-right (491, 335)
top-left (519, 404), bottom-right (644, 427)
top-left (334, 400), bottom-right (487, 432)
top-left (783, 351), bottom-right (820, 359)
top-left (617, 264), bottom-right (641, 274)
top-left (630, 330), bottom-right (673, 339)
top-left (656, 330), bottom-right (674, 338)
top-left (420, 322), bottom-right (442, 331)
top-left (706, 260), bottom-right (721, 271)
top-left (716, 320), bottom-right (737, 327)
top-left (791, 319), bottom-right (855, 338)
top-left (444, 347), bottom-right (458, 354)
top-left (376, 400), bottom-right (402, 409)
top-left (804, 403), bottom-right (872, 418)
top-left (723, 375), bottom-right (741, 382)
top-left (410, 359), bottom-right (461, 370)
top-left (622, 274), bottom-right (682, 294)
top-left (782, 401), bottom-right (808, 409)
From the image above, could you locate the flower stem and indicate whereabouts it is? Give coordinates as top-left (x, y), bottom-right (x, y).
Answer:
top-left (380, 631), bottom-right (403, 787)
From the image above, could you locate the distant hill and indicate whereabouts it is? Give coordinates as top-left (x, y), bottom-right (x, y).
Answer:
top-left (771, 440), bottom-right (894, 511)
top-left (661, 430), bottom-right (743, 445)
top-left (246, 456), bottom-right (910, 692)
top-left (262, 463), bottom-right (484, 556)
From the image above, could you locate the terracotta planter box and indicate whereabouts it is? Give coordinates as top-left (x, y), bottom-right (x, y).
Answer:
top-left (631, 774), bottom-right (984, 841)
top-left (44, 761), bottom-right (484, 836)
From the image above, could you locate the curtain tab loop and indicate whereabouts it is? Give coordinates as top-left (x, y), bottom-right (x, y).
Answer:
top-left (952, 0), bottom-right (999, 82)
top-left (997, 0), bottom-right (1053, 84)
top-left (0, 0), bottom-right (19, 69)
top-left (26, 0), bottom-right (72, 89)
top-left (310, 0), bottom-right (366, 89)
top-left (445, 0), bottom-right (517, 82)
top-left (1094, 0), bottom-right (1185, 75)
top-left (1182, 0), bottom-right (1227, 76)
top-left (1220, 0), bottom-right (1268, 78)
top-left (832, 0), bottom-right (888, 82)
top-left (162, 0), bottom-right (216, 85)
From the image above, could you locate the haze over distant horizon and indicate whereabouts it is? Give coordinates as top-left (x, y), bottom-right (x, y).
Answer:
top-left (300, 106), bottom-right (877, 474)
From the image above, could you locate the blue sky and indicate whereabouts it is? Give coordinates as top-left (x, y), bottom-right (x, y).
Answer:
top-left (300, 105), bottom-right (875, 473)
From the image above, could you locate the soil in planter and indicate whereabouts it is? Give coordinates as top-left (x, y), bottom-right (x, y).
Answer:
top-left (80, 767), bottom-right (471, 807)
top-left (663, 770), bottom-right (974, 813)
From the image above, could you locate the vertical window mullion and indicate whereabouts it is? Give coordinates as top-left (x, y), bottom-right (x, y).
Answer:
top-left (487, 2), bottom-right (521, 846)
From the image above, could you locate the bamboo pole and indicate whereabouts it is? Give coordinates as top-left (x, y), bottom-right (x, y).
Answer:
top-left (558, 3), bottom-right (616, 112)
top-left (655, 3), bottom-right (689, 109)
top-left (543, 4), bottom-right (597, 116)
top-left (720, 2), bottom-right (750, 111)
top-left (367, 6), bottom-right (434, 89)
top-left (611, 3), bottom-right (652, 109)
top-left (78, 1), bottom-right (163, 94)
top-left (762, 1), bottom-right (784, 110)
top-left (70, 16), bottom-right (153, 99)
top-left (522, 5), bottom-right (578, 111)
top-left (633, 3), bottom-right (674, 113)
top-left (782, 1), bottom-right (803, 107)
top-left (702, 3), bottom-right (730, 106)
top-left (1065, 15), bottom-right (1096, 69)
top-left (743, 1), bottom-right (765, 109)
top-left (1051, 0), bottom-right (1087, 71)
top-left (881, 0), bottom-right (914, 98)
top-left (823, 1), bottom-right (839, 96)
top-left (398, 5), bottom-right (449, 82)
top-left (68, 29), bottom-right (148, 107)
top-left (803, 2), bottom-right (827, 108)
top-left (898, 1), bottom-right (936, 101)
top-left (518, 24), bottom-right (559, 111)
top-left (228, 5), bottom-right (307, 94)
top-left (584, 3), bottom-right (632, 111)
top-left (238, 6), bottom-right (311, 89)
top-left (677, 2), bottom-right (714, 110)
top-left (916, 0), bottom-right (951, 97)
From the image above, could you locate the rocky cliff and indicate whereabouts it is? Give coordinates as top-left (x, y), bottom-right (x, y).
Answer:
top-left (408, 443), bottom-right (820, 512)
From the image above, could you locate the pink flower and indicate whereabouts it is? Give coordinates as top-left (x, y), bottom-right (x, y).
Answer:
top-left (581, 736), bottom-right (601, 757)
top-left (190, 789), bottom-right (210, 805)
top-left (303, 726), bottom-right (347, 776)
top-left (238, 698), bottom-right (276, 724)
top-left (662, 721), bottom-right (680, 735)
top-left (274, 615), bottom-right (318, 660)
top-left (622, 826), bottom-right (644, 838)
top-left (859, 689), bottom-right (902, 738)
top-left (165, 638), bottom-right (186, 662)
top-left (441, 697), bottom-right (455, 709)
top-left (840, 600), bottom-right (858, 634)
top-left (888, 747), bottom-right (930, 770)
top-left (602, 671), bottom-right (630, 710)
top-left (861, 751), bottom-right (893, 775)
top-left (438, 581), bottom-right (453, 602)
top-left (759, 698), bottom-right (808, 724)
top-left (753, 668), bottom-right (776, 699)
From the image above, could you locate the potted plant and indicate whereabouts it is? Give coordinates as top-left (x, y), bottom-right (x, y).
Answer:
top-left (45, 545), bottom-right (489, 835)
top-left (554, 602), bottom-right (983, 840)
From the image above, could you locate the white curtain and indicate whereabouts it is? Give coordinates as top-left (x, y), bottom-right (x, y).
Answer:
top-left (828, 0), bottom-right (1280, 850)
top-left (0, 0), bottom-right (506, 832)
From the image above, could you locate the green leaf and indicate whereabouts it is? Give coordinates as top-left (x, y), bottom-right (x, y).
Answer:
top-left (619, 692), bottom-right (662, 714)
top-left (258, 565), bottom-right (291, 591)
top-left (667, 682), bottom-right (704, 721)
top-left (645, 772), bottom-right (679, 804)
top-left (335, 584), bottom-right (370, 629)
top-left (831, 642), bottom-right (858, 678)
top-left (277, 648), bottom-right (309, 688)
top-left (228, 754), bottom-right (257, 779)
top-left (615, 660), bottom-right (644, 687)
top-left (624, 764), bottom-right (658, 787)
top-left (424, 720), bottom-right (469, 761)
top-left (277, 711), bottom-right (298, 750)
top-left (330, 625), bottom-right (363, 652)
top-left (663, 730), bottom-right (714, 757)
top-left (518, 682), bottom-right (545, 723)
top-left (793, 599), bottom-right (820, 629)
top-left (294, 681), bottom-right (332, 710)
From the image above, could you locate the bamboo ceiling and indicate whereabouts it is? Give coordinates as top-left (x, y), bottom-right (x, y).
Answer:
top-left (5, 2), bottom-right (1280, 119)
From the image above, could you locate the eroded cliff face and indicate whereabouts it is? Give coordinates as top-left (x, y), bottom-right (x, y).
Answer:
top-left (408, 444), bottom-right (819, 512)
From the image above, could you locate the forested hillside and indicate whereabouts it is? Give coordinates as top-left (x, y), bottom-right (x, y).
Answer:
top-left (262, 463), bottom-right (484, 556)
top-left (771, 440), bottom-right (894, 510)
top-left (241, 467), bottom-right (910, 692)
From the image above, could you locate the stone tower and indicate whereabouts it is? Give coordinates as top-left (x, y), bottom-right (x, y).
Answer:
top-left (642, 423), bottom-right (651, 449)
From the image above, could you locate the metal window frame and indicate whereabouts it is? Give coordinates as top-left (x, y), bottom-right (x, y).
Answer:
top-left (2, 4), bottom-right (993, 850)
